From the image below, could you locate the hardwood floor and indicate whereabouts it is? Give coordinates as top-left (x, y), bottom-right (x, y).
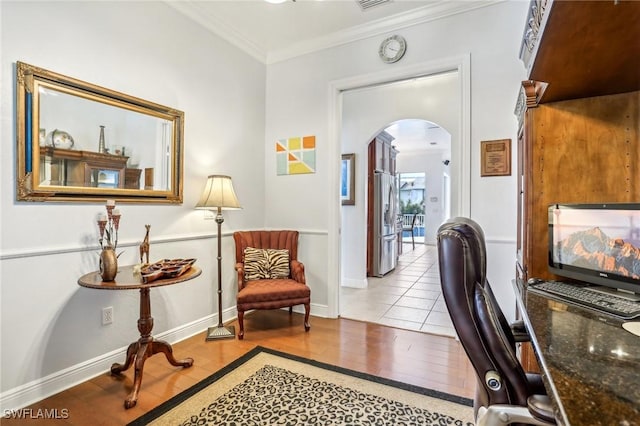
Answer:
top-left (3, 310), bottom-right (476, 425)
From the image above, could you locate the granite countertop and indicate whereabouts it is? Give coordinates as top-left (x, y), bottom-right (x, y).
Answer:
top-left (523, 291), bottom-right (640, 425)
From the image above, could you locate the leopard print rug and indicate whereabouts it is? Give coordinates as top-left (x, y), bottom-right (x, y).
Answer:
top-left (130, 347), bottom-right (474, 426)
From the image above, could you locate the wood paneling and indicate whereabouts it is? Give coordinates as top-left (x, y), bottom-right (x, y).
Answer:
top-left (525, 90), bottom-right (639, 280)
top-left (530, 1), bottom-right (640, 103)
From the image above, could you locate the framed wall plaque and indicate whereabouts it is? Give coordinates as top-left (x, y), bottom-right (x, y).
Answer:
top-left (481, 139), bottom-right (511, 177)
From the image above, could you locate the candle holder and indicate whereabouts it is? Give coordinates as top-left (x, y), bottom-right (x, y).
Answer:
top-left (97, 200), bottom-right (122, 281)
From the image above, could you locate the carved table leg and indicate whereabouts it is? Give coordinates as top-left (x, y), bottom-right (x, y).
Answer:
top-left (111, 287), bottom-right (193, 409)
top-left (111, 341), bottom-right (138, 374)
top-left (124, 341), bottom-right (151, 409)
top-left (151, 340), bottom-right (193, 367)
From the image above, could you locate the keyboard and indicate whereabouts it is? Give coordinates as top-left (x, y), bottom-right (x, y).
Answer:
top-left (528, 280), bottom-right (640, 320)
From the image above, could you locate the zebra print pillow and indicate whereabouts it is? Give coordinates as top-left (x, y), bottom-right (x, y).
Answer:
top-left (266, 249), bottom-right (290, 279)
top-left (243, 248), bottom-right (290, 280)
top-left (243, 247), bottom-right (269, 281)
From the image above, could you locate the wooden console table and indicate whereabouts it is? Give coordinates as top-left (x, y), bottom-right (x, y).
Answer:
top-left (78, 265), bottom-right (201, 409)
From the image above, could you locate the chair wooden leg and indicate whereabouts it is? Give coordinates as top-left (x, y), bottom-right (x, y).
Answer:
top-left (238, 310), bottom-right (245, 340)
top-left (304, 303), bottom-right (310, 332)
top-left (289, 306), bottom-right (293, 314)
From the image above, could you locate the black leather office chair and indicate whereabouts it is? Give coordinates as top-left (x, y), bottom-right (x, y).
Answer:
top-left (437, 217), bottom-right (556, 426)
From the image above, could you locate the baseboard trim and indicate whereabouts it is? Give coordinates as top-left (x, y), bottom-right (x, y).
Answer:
top-left (293, 302), bottom-right (328, 318)
top-left (0, 302), bottom-right (329, 412)
top-left (0, 311), bottom-right (227, 412)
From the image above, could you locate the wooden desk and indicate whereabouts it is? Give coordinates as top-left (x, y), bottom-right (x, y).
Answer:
top-left (514, 281), bottom-right (640, 425)
top-left (78, 265), bottom-right (201, 409)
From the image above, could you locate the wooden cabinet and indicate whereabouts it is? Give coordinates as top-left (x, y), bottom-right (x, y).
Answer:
top-left (516, 90), bottom-right (639, 284)
top-left (519, 0), bottom-right (640, 103)
top-left (125, 168), bottom-right (142, 189)
top-left (40, 147), bottom-right (129, 188)
top-left (515, 0), bottom-right (640, 371)
top-left (372, 131), bottom-right (396, 174)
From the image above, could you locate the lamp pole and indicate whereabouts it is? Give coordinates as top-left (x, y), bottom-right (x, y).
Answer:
top-left (215, 207), bottom-right (224, 328)
top-left (206, 206), bottom-right (235, 340)
top-left (196, 174), bottom-right (240, 341)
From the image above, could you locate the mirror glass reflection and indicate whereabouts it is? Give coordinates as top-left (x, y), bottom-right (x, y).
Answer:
top-left (16, 61), bottom-right (184, 203)
top-left (38, 85), bottom-right (173, 191)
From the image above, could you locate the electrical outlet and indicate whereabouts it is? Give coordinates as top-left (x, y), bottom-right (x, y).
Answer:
top-left (102, 306), bottom-right (113, 325)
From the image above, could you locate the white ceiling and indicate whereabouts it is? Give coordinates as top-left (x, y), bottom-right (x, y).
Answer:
top-left (385, 119), bottom-right (450, 154)
top-left (167, 0), bottom-right (499, 64)
top-left (168, 0), bottom-right (469, 155)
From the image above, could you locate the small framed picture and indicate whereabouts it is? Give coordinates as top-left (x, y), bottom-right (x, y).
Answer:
top-left (96, 169), bottom-right (120, 188)
top-left (481, 139), bottom-right (511, 177)
top-left (341, 153), bottom-right (355, 205)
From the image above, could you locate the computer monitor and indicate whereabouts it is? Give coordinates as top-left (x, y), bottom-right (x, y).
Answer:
top-left (548, 203), bottom-right (640, 296)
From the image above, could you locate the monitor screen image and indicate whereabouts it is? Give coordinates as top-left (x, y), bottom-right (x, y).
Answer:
top-left (548, 203), bottom-right (640, 294)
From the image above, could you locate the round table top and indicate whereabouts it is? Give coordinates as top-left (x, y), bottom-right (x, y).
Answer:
top-left (78, 265), bottom-right (202, 290)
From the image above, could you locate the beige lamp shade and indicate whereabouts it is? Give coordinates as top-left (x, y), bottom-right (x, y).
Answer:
top-left (195, 175), bottom-right (242, 210)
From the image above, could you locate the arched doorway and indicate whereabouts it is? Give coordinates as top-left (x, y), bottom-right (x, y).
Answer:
top-left (341, 118), bottom-right (455, 336)
top-left (328, 55), bottom-right (471, 321)
top-left (364, 120), bottom-right (451, 278)
top-left (339, 71), bottom-right (460, 289)
top-left (334, 61), bottom-right (468, 335)
top-left (386, 119), bottom-right (451, 247)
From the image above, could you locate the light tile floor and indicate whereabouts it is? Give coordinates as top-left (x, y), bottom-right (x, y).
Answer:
top-left (339, 243), bottom-right (456, 338)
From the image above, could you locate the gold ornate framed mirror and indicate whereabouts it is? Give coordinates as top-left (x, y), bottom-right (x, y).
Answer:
top-left (16, 61), bottom-right (184, 203)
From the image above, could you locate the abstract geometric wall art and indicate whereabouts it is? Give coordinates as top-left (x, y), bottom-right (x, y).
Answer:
top-left (276, 135), bottom-right (316, 175)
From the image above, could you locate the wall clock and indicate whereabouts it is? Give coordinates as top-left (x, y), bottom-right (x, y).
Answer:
top-left (379, 35), bottom-right (407, 64)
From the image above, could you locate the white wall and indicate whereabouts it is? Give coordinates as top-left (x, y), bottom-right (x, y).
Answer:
top-left (265, 1), bottom-right (527, 318)
top-left (0, 1), bottom-right (266, 409)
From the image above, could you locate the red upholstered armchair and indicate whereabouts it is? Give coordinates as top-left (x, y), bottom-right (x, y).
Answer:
top-left (233, 230), bottom-right (311, 340)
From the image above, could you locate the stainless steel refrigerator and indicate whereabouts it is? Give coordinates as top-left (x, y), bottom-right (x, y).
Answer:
top-left (373, 171), bottom-right (397, 277)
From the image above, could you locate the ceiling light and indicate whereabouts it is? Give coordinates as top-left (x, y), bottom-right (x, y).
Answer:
top-left (265, 0), bottom-right (287, 3)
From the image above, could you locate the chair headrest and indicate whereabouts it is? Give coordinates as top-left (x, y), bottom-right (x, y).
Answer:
top-left (233, 230), bottom-right (299, 262)
top-left (437, 217), bottom-right (487, 278)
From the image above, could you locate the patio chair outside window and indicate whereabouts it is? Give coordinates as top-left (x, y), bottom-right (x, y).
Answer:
top-left (403, 214), bottom-right (417, 250)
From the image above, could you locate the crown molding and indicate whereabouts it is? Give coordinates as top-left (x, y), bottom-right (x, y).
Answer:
top-left (165, 1), bottom-right (267, 64)
top-left (166, 0), bottom-right (502, 65)
top-left (267, 1), bottom-right (502, 64)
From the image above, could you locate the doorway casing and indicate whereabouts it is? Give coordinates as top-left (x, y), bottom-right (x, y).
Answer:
top-left (327, 54), bottom-right (471, 318)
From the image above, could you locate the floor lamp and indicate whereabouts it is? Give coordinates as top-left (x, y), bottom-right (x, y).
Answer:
top-left (195, 175), bottom-right (242, 340)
